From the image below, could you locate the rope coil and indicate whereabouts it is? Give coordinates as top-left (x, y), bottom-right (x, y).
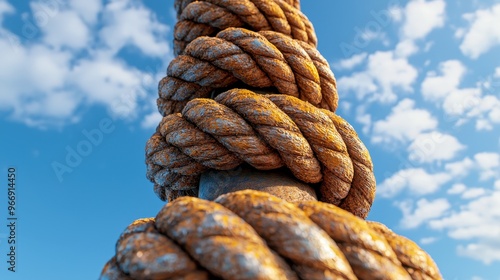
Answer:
top-left (158, 27), bottom-right (338, 116)
top-left (99, 1), bottom-right (443, 279)
top-left (100, 190), bottom-right (442, 280)
top-left (147, 89), bottom-right (376, 218)
top-left (173, 0), bottom-right (312, 56)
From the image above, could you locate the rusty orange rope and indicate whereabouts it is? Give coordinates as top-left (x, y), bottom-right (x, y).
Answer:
top-left (158, 27), bottom-right (338, 115)
top-left (98, 1), bottom-right (445, 279)
top-left (173, 0), bottom-right (312, 55)
top-left (148, 89), bottom-right (376, 217)
top-left (100, 190), bottom-right (442, 280)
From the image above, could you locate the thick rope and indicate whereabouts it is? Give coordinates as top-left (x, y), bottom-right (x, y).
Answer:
top-left (100, 190), bottom-right (442, 280)
top-left (368, 222), bottom-right (442, 280)
top-left (155, 195), bottom-right (295, 280)
top-left (158, 27), bottom-right (338, 116)
top-left (148, 88), bottom-right (375, 217)
top-left (216, 191), bottom-right (357, 279)
top-left (173, 0), bottom-right (312, 55)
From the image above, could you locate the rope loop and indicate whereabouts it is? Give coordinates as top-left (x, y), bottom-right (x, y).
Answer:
top-left (148, 88), bottom-right (375, 218)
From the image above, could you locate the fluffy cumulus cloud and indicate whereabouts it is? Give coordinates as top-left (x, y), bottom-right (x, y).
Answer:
top-left (372, 99), bottom-right (437, 143)
top-left (444, 152), bottom-right (500, 180)
top-left (458, 4), bottom-right (500, 59)
top-left (391, 0), bottom-right (446, 57)
top-left (421, 60), bottom-right (466, 101)
top-left (407, 132), bottom-right (465, 163)
top-left (378, 168), bottom-right (451, 197)
top-left (421, 60), bottom-right (500, 130)
top-left (430, 190), bottom-right (500, 264)
top-left (397, 198), bottom-right (451, 229)
top-left (333, 52), bottom-right (367, 71)
top-left (474, 153), bottom-right (500, 181)
top-left (401, 0), bottom-right (446, 41)
top-left (338, 51), bottom-right (417, 103)
top-left (99, 0), bottom-right (169, 57)
top-left (447, 183), bottom-right (467, 194)
top-left (0, 0), bottom-right (169, 128)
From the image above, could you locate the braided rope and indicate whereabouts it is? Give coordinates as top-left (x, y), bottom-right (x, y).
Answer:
top-left (148, 88), bottom-right (376, 218)
top-left (173, 0), bottom-right (312, 55)
top-left (158, 27), bottom-right (337, 116)
top-left (100, 190), bottom-right (442, 280)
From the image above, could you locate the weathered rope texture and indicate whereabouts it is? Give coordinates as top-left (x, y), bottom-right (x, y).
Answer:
top-left (368, 222), bottom-right (442, 280)
top-left (147, 88), bottom-right (376, 218)
top-left (100, 190), bottom-right (443, 280)
top-left (173, 0), bottom-right (312, 56)
top-left (158, 27), bottom-right (338, 115)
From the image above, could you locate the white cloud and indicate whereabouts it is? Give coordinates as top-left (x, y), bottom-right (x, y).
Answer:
top-left (141, 111), bottom-right (162, 129)
top-left (388, 6), bottom-right (403, 22)
top-left (141, 97), bottom-right (163, 129)
top-left (448, 183), bottom-right (466, 194)
top-left (397, 198), bottom-right (450, 229)
top-left (0, 0), bottom-right (171, 128)
top-left (337, 72), bottom-right (377, 100)
top-left (378, 168), bottom-right (451, 197)
top-left (401, 0), bottom-right (446, 40)
top-left (372, 99), bottom-right (437, 143)
top-left (421, 60), bottom-right (466, 101)
top-left (474, 153), bottom-right (500, 181)
top-left (458, 243), bottom-right (500, 265)
top-left (461, 188), bottom-right (486, 199)
top-left (0, 0), bottom-right (14, 21)
top-left (407, 132), bottom-right (465, 163)
top-left (69, 0), bottom-right (102, 25)
top-left (355, 105), bottom-right (372, 135)
top-left (71, 56), bottom-right (146, 118)
top-left (38, 9), bottom-right (90, 50)
top-left (420, 237), bottom-right (438, 245)
top-left (430, 191), bottom-right (500, 264)
top-left (422, 61), bottom-right (500, 130)
top-left (333, 52), bottom-right (367, 71)
top-left (395, 39), bottom-right (418, 57)
top-left (459, 4), bottom-right (500, 59)
top-left (338, 51), bottom-right (417, 103)
top-left (444, 153), bottom-right (500, 181)
top-left (99, 0), bottom-right (170, 57)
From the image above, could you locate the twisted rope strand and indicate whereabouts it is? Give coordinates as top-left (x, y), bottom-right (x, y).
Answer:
top-left (215, 89), bottom-right (322, 183)
top-left (215, 191), bottom-right (357, 280)
top-left (173, 0), bottom-right (313, 55)
top-left (368, 222), bottom-right (442, 280)
top-left (114, 219), bottom-right (210, 279)
top-left (155, 196), bottom-right (293, 279)
top-left (266, 94), bottom-right (353, 204)
top-left (322, 111), bottom-right (376, 219)
top-left (297, 202), bottom-right (412, 280)
top-left (101, 191), bottom-right (443, 279)
top-left (158, 28), bottom-right (336, 116)
top-left (259, 31), bottom-right (321, 104)
top-left (297, 40), bottom-right (338, 111)
top-left (148, 89), bottom-right (373, 216)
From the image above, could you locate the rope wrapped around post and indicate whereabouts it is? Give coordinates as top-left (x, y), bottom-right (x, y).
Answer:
top-left (147, 88), bottom-right (376, 218)
top-left (98, 1), bottom-right (444, 278)
top-left (100, 190), bottom-right (442, 280)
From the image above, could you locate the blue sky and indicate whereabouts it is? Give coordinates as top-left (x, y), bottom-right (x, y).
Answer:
top-left (0, 0), bottom-right (499, 279)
